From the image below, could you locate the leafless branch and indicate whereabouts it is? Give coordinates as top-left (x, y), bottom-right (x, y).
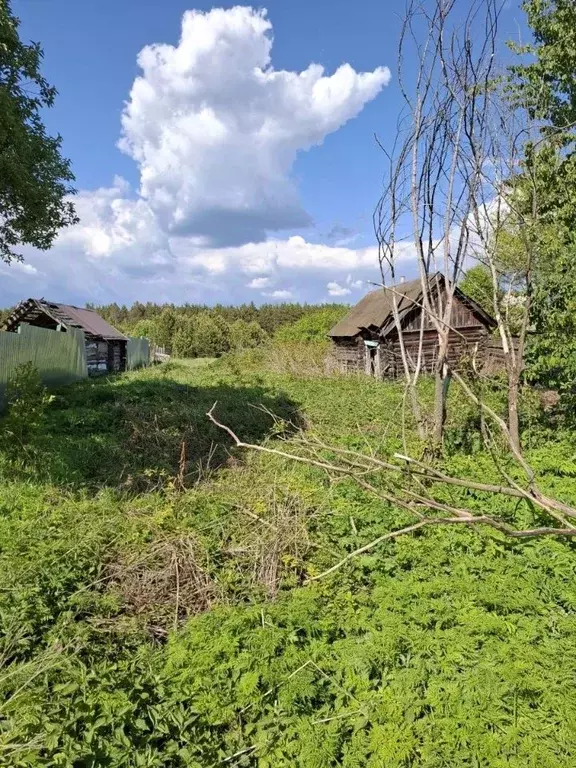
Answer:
top-left (206, 402), bottom-right (576, 583)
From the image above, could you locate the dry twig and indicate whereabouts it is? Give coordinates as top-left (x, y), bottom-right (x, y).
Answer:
top-left (207, 403), bottom-right (576, 581)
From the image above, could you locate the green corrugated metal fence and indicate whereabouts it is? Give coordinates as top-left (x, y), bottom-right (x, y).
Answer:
top-left (0, 324), bottom-right (88, 401)
top-left (126, 337), bottom-right (150, 370)
top-left (0, 327), bottom-right (151, 404)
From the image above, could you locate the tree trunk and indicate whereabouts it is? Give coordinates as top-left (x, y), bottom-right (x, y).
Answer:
top-left (409, 382), bottom-right (426, 440)
top-left (506, 293), bottom-right (529, 454)
top-left (508, 369), bottom-right (521, 453)
top-left (433, 360), bottom-right (451, 448)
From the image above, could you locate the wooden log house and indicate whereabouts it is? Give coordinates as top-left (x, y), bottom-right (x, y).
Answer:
top-left (328, 273), bottom-right (502, 377)
top-left (3, 298), bottom-right (128, 375)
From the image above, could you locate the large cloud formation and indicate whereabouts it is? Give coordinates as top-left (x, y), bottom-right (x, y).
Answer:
top-left (1, 6), bottom-right (395, 306)
top-left (119, 6), bottom-right (389, 245)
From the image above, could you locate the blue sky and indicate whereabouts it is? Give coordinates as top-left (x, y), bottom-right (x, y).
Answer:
top-left (2, 0), bottom-right (528, 307)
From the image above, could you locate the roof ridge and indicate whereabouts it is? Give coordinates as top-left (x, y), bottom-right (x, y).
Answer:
top-left (39, 299), bottom-right (98, 313)
top-left (328, 272), bottom-right (453, 339)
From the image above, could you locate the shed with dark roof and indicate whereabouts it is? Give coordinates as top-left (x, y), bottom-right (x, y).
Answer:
top-left (3, 298), bottom-right (128, 375)
top-left (328, 274), bottom-right (497, 377)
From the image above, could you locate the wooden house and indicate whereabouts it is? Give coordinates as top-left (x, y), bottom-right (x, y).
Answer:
top-left (3, 298), bottom-right (128, 375)
top-left (328, 273), bottom-right (499, 377)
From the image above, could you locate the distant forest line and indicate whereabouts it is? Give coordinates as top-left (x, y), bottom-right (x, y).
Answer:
top-left (0, 301), bottom-right (350, 336)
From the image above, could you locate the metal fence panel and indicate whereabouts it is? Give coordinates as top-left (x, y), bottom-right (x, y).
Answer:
top-left (0, 324), bottom-right (88, 401)
top-left (126, 337), bottom-right (150, 370)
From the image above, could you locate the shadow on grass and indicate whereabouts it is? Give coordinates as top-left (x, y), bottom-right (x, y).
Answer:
top-left (4, 368), bottom-right (302, 491)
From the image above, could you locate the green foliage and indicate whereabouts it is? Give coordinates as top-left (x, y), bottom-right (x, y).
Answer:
top-left (459, 265), bottom-right (496, 316)
top-left (0, 361), bottom-right (300, 489)
top-left (130, 318), bottom-right (155, 339)
top-left (0, 0), bottom-right (77, 263)
top-left (171, 316), bottom-right (196, 358)
top-left (0, 362), bottom-right (52, 448)
top-left (1, 360), bottom-right (576, 765)
top-left (194, 313), bottom-right (230, 357)
top-left (0, 305), bottom-right (13, 326)
top-left (89, 301), bottom-right (348, 342)
top-left (62, 303), bottom-right (349, 363)
top-left (509, 0), bottom-right (576, 129)
top-left (275, 306), bottom-right (348, 343)
top-left (153, 308), bottom-right (179, 350)
top-left (508, 1), bottom-right (576, 403)
top-left (172, 313), bottom-right (231, 358)
top-left (460, 257), bottom-right (527, 335)
top-left (230, 318), bottom-right (269, 350)
top-left (523, 164), bottom-right (576, 401)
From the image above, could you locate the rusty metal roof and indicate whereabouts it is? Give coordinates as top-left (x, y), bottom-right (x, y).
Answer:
top-left (3, 299), bottom-right (128, 340)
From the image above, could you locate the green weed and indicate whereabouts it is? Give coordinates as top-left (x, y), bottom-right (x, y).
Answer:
top-left (1, 358), bottom-right (575, 765)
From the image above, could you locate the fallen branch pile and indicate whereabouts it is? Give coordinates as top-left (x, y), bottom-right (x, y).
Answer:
top-left (207, 402), bottom-right (576, 581)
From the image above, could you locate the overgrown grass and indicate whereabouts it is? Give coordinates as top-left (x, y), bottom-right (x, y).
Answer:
top-left (1, 356), bottom-right (575, 765)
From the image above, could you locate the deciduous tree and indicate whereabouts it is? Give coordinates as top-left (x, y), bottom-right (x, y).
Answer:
top-left (0, 0), bottom-right (77, 263)
top-left (508, 0), bottom-right (576, 406)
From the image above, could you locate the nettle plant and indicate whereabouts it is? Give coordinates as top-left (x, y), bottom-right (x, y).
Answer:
top-left (1, 362), bottom-right (53, 448)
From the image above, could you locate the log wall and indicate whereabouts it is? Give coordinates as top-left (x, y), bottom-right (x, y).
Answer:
top-left (328, 291), bottom-right (506, 378)
top-left (86, 339), bottom-right (126, 375)
top-left (329, 330), bottom-right (511, 378)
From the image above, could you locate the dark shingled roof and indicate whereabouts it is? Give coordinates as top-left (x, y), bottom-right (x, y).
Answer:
top-left (328, 273), bottom-right (495, 339)
top-left (328, 276), bottom-right (429, 338)
top-left (3, 299), bottom-right (128, 341)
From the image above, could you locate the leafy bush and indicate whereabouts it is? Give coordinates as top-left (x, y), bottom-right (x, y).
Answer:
top-left (459, 264), bottom-right (496, 316)
top-left (171, 316), bottom-right (196, 358)
top-left (194, 313), bottom-right (230, 357)
top-left (230, 318), bottom-right (268, 350)
top-left (153, 308), bottom-right (179, 350)
top-left (172, 313), bottom-right (231, 358)
top-left (129, 318), bottom-right (155, 339)
top-left (0, 362), bottom-right (52, 448)
top-left (275, 306), bottom-right (348, 343)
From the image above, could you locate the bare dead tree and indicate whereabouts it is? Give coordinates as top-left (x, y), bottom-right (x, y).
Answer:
top-left (375, 0), bottom-right (503, 446)
top-left (463, 93), bottom-right (568, 452)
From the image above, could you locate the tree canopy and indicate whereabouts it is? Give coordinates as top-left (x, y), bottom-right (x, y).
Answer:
top-left (508, 0), bottom-right (576, 403)
top-left (0, 0), bottom-right (77, 263)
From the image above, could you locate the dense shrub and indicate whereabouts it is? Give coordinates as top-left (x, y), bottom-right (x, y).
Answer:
top-left (171, 316), bottom-right (196, 358)
top-left (230, 318), bottom-right (268, 350)
top-left (129, 318), bottom-right (155, 339)
top-left (153, 308), bottom-right (179, 350)
top-left (194, 313), bottom-right (230, 357)
top-left (0, 362), bottom-right (52, 449)
top-left (458, 264), bottom-right (496, 315)
top-left (172, 313), bottom-right (230, 358)
top-left (275, 306), bottom-right (348, 343)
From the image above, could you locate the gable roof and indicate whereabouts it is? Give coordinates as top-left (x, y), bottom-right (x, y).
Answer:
top-left (3, 299), bottom-right (128, 341)
top-left (328, 276), bottom-right (429, 338)
top-left (328, 273), bottom-right (495, 339)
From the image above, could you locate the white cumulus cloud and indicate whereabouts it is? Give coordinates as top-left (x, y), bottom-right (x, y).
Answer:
top-left (346, 275), bottom-right (365, 290)
top-left (327, 281), bottom-right (351, 296)
top-left (264, 289), bottom-right (293, 300)
top-left (117, 6), bottom-right (390, 246)
top-left (247, 276), bottom-right (271, 289)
